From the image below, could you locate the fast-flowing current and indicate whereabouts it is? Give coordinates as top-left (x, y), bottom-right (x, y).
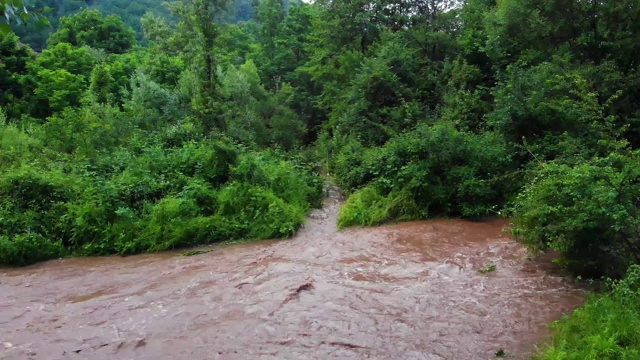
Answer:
top-left (0, 187), bottom-right (585, 359)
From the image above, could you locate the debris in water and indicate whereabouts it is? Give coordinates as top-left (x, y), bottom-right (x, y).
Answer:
top-left (325, 341), bottom-right (365, 349)
top-left (283, 280), bottom-right (315, 304)
top-left (479, 263), bottom-right (497, 274)
top-left (180, 249), bottom-right (211, 257)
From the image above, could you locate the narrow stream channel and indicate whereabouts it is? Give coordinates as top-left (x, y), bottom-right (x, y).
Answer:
top-left (0, 187), bottom-right (585, 359)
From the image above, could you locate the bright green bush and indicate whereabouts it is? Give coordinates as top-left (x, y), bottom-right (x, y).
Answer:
top-left (0, 167), bottom-right (78, 238)
top-left (0, 120), bottom-right (46, 167)
top-left (0, 166), bottom-right (79, 265)
top-left (214, 182), bottom-right (306, 240)
top-left (134, 197), bottom-right (213, 253)
top-left (231, 151), bottom-right (324, 209)
top-left (510, 151), bottom-right (640, 278)
top-left (536, 265), bottom-right (640, 360)
top-left (43, 104), bottom-right (135, 155)
top-left (337, 185), bottom-right (421, 228)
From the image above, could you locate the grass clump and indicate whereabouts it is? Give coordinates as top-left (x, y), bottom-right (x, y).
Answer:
top-left (535, 265), bottom-right (640, 360)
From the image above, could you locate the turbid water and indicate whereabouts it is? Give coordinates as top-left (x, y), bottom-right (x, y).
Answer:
top-left (0, 187), bottom-right (585, 359)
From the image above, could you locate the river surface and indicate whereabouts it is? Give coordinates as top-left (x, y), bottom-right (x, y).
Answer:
top-left (0, 188), bottom-right (585, 360)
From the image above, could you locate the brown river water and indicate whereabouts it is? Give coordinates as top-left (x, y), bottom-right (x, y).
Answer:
top-left (0, 187), bottom-right (585, 360)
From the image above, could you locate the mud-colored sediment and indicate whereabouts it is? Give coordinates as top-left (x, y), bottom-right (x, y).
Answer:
top-left (0, 188), bottom-right (585, 359)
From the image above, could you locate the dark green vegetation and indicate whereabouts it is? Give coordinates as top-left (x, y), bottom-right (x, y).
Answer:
top-left (7, 0), bottom-right (273, 51)
top-left (312, 0), bottom-right (640, 281)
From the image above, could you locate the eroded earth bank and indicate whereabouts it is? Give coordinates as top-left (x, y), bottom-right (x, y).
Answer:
top-left (0, 188), bottom-right (585, 359)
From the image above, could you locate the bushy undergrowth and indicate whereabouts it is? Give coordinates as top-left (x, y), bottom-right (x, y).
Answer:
top-left (0, 122), bottom-right (322, 266)
top-left (334, 123), bottom-right (513, 228)
top-left (510, 150), bottom-right (640, 278)
top-left (535, 265), bottom-right (640, 359)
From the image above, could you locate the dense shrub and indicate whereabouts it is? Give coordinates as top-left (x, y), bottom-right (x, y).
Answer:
top-left (510, 151), bottom-right (640, 278)
top-left (0, 234), bottom-right (66, 266)
top-left (536, 265), bottom-right (640, 359)
top-left (0, 116), bottom-right (46, 167)
top-left (43, 104), bottom-right (135, 156)
top-left (335, 123), bottom-right (512, 226)
top-left (0, 127), bottom-right (323, 266)
top-left (134, 197), bottom-right (213, 253)
top-left (0, 167), bottom-right (79, 265)
top-left (338, 186), bottom-right (421, 228)
top-left (231, 151), bottom-right (324, 209)
top-left (214, 182), bottom-right (306, 240)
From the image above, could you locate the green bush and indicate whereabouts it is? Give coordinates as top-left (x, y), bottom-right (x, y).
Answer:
top-left (230, 151), bottom-right (324, 209)
top-left (214, 182), bottom-right (306, 240)
top-left (510, 151), bottom-right (640, 278)
top-left (0, 233), bottom-right (66, 266)
top-left (535, 265), bottom-right (640, 359)
top-left (134, 197), bottom-right (213, 253)
top-left (334, 123), bottom-right (512, 226)
top-left (0, 133), bottom-right (322, 266)
top-left (177, 179), bottom-right (218, 215)
top-left (0, 121), bottom-right (46, 167)
top-left (337, 185), bottom-right (421, 228)
top-left (43, 105), bottom-right (134, 156)
top-left (0, 167), bottom-right (79, 246)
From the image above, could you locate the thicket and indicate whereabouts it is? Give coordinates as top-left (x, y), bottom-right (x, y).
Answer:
top-left (0, 114), bottom-right (322, 266)
top-left (306, 0), bottom-right (640, 281)
top-left (335, 123), bottom-right (511, 228)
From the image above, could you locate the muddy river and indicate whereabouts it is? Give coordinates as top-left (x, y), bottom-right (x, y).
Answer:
top-left (0, 188), bottom-right (585, 359)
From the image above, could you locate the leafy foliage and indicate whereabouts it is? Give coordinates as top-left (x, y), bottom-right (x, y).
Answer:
top-left (335, 123), bottom-right (511, 226)
top-left (0, 121), bottom-right (322, 265)
top-left (48, 9), bottom-right (136, 54)
top-left (535, 265), bottom-right (640, 359)
top-left (510, 150), bottom-right (640, 278)
top-left (0, 0), bottom-right (49, 35)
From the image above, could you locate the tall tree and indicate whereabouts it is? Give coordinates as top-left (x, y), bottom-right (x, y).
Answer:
top-left (0, 31), bottom-right (33, 119)
top-left (89, 63), bottom-right (112, 104)
top-left (48, 9), bottom-right (136, 54)
top-left (256, 0), bottom-right (284, 61)
top-left (169, 0), bottom-right (231, 130)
